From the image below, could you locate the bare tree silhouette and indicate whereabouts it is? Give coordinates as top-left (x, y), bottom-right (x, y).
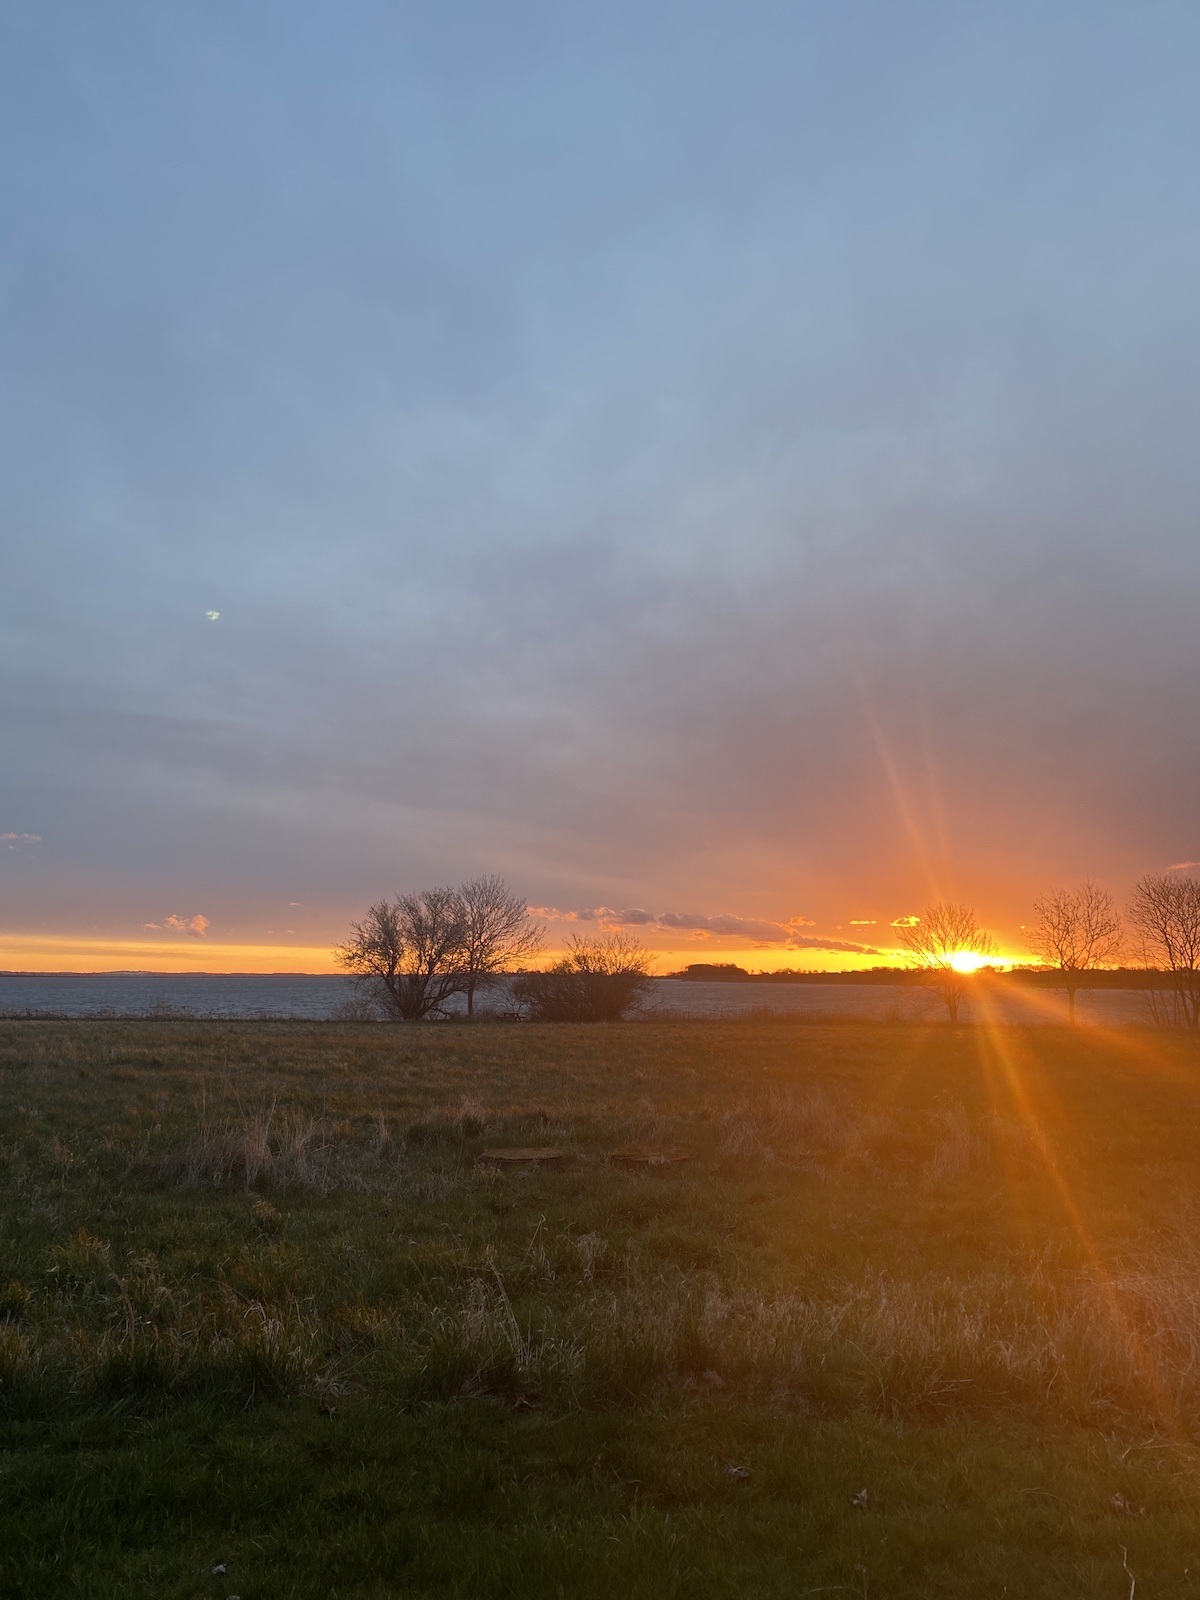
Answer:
top-left (458, 875), bottom-right (544, 1018)
top-left (1027, 879), bottom-right (1123, 1024)
top-left (1128, 873), bottom-right (1200, 1028)
top-left (335, 889), bottom-right (467, 1021)
top-left (896, 903), bottom-right (995, 1023)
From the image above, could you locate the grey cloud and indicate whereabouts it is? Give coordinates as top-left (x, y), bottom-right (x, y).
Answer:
top-left (655, 911), bottom-right (880, 955)
top-left (787, 936), bottom-right (881, 956)
top-left (2, 4), bottom-right (1199, 953)
top-left (531, 906), bottom-right (878, 954)
top-left (655, 911), bottom-right (797, 941)
top-left (652, 914), bottom-right (879, 955)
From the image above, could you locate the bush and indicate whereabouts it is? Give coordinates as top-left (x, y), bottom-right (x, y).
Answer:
top-left (511, 934), bottom-right (652, 1022)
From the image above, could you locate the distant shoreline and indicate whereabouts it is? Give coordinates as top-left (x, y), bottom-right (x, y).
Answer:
top-left (0, 968), bottom-right (1183, 989)
top-left (666, 968), bottom-right (1183, 989)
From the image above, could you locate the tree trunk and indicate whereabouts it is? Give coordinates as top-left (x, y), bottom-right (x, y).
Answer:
top-left (466, 979), bottom-right (475, 1019)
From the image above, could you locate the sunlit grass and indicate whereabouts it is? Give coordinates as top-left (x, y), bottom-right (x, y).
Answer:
top-left (2, 1018), bottom-right (1200, 1596)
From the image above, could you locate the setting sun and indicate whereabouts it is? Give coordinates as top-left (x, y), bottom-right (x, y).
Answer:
top-left (949, 950), bottom-right (997, 974)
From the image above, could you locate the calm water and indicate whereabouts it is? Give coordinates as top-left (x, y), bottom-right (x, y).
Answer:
top-left (0, 972), bottom-right (1161, 1025)
top-left (0, 973), bottom-right (358, 1019)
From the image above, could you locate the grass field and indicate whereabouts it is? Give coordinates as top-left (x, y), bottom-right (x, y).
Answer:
top-left (3, 1017), bottom-right (1200, 1597)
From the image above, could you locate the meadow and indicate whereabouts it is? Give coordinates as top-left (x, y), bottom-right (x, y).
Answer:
top-left (3, 1017), bottom-right (1200, 1598)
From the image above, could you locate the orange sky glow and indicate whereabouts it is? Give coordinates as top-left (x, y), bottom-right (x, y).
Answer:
top-left (0, 927), bottom-right (1033, 976)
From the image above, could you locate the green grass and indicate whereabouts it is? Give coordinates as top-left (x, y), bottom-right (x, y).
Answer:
top-left (3, 1017), bottom-right (1200, 1596)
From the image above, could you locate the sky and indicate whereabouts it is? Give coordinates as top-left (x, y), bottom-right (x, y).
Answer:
top-left (2, 0), bottom-right (1199, 974)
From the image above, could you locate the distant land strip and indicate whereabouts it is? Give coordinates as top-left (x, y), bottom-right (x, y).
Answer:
top-left (668, 965), bottom-right (1184, 989)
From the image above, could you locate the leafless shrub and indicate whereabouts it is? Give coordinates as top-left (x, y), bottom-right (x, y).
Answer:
top-left (512, 934), bottom-right (653, 1022)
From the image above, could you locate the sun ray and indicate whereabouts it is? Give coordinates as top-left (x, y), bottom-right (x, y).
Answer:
top-left (971, 985), bottom-right (1200, 1459)
top-left (856, 681), bottom-right (943, 905)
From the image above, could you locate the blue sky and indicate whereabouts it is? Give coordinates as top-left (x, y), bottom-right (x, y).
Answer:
top-left (2, 1), bottom-right (1198, 967)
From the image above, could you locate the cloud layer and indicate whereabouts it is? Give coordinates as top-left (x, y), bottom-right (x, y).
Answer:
top-left (0, 4), bottom-right (1197, 962)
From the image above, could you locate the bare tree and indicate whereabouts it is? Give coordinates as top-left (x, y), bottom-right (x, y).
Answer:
top-left (1127, 873), bottom-right (1200, 1028)
top-left (458, 875), bottom-right (544, 1018)
top-left (512, 932), bottom-right (654, 1022)
top-left (1027, 879), bottom-right (1123, 1024)
top-left (896, 903), bottom-right (996, 1024)
top-left (335, 888), bottom-right (468, 1021)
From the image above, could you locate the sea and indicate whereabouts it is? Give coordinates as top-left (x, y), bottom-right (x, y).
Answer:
top-left (0, 972), bottom-right (1161, 1025)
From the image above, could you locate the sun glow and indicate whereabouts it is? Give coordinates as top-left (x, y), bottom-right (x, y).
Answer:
top-left (948, 950), bottom-right (996, 974)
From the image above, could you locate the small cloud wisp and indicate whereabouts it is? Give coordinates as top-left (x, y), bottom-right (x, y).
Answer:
top-left (162, 913), bottom-right (210, 937)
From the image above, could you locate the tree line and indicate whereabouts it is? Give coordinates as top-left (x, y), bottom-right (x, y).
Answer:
top-left (335, 877), bottom-right (653, 1022)
top-left (336, 870), bottom-right (1200, 1026)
